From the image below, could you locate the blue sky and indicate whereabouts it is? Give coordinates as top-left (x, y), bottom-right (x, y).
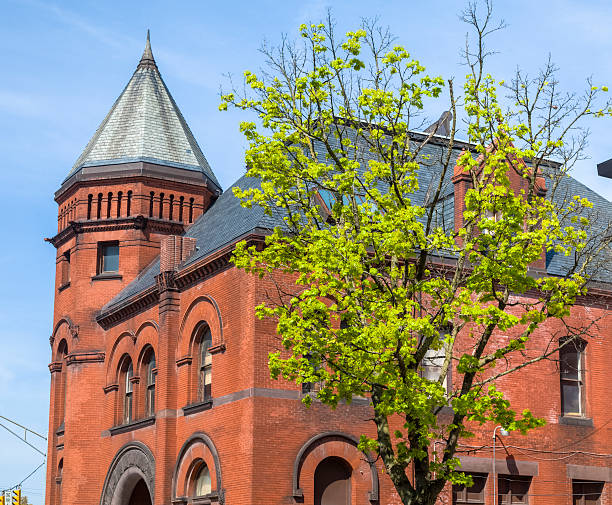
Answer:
top-left (1, 0), bottom-right (611, 500)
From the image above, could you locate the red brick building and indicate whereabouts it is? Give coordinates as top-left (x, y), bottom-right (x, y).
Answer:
top-left (45, 36), bottom-right (612, 505)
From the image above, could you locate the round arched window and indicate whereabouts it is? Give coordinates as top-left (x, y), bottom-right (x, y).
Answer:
top-left (194, 463), bottom-right (211, 496)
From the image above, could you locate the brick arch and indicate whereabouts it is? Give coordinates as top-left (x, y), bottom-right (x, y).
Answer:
top-left (106, 332), bottom-right (137, 386)
top-left (99, 441), bottom-right (155, 505)
top-left (51, 317), bottom-right (77, 355)
top-left (172, 432), bottom-right (224, 504)
top-left (178, 296), bottom-right (223, 358)
top-left (135, 323), bottom-right (159, 370)
top-left (292, 432), bottom-right (379, 503)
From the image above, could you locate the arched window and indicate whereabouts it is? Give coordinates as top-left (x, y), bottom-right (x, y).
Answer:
top-left (194, 463), bottom-right (211, 496)
top-left (189, 198), bottom-right (194, 223)
top-left (57, 340), bottom-right (68, 426)
top-left (87, 194), bottom-right (93, 220)
top-left (169, 194), bottom-right (175, 220)
top-left (179, 196), bottom-right (184, 222)
top-left (97, 193), bottom-right (103, 219)
top-left (57, 457), bottom-right (63, 505)
top-left (196, 325), bottom-right (212, 401)
top-left (314, 457), bottom-right (351, 505)
top-left (159, 193), bottom-right (165, 219)
top-left (126, 190), bottom-right (132, 217)
top-left (149, 192), bottom-right (155, 217)
top-left (122, 360), bottom-right (134, 424)
top-left (117, 191), bottom-right (123, 217)
top-left (107, 192), bottom-right (113, 218)
top-left (145, 351), bottom-right (156, 417)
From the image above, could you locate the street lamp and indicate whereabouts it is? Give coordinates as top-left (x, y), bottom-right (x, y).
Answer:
top-left (492, 426), bottom-right (509, 504)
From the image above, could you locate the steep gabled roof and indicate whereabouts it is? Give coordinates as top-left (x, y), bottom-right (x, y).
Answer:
top-left (65, 32), bottom-right (220, 189)
top-left (100, 138), bottom-right (612, 320)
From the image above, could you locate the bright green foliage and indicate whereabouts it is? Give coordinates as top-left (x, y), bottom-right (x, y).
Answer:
top-left (221, 11), bottom-right (611, 505)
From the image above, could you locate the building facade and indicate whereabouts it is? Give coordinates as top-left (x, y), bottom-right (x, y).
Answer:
top-left (45, 36), bottom-right (612, 505)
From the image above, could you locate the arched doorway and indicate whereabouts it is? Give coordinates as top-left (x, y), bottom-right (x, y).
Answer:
top-left (100, 442), bottom-right (155, 505)
top-left (314, 456), bottom-right (351, 505)
top-left (128, 478), bottom-right (151, 505)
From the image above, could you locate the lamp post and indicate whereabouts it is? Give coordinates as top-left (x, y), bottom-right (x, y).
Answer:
top-left (492, 426), bottom-right (509, 504)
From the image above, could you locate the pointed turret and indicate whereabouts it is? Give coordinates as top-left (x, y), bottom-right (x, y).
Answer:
top-left (63, 31), bottom-right (220, 191)
top-left (137, 30), bottom-right (157, 70)
top-left (49, 33), bottom-right (222, 289)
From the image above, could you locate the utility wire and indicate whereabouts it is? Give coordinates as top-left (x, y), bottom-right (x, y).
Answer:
top-left (0, 420), bottom-right (46, 457)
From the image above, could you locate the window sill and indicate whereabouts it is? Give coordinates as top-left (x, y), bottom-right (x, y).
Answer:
top-left (559, 415), bottom-right (593, 427)
top-left (56, 422), bottom-right (65, 436)
top-left (92, 272), bottom-right (122, 281)
top-left (182, 399), bottom-right (213, 416)
top-left (172, 492), bottom-right (220, 505)
top-left (109, 416), bottom-right (155, 435)
top-left (58, 282), bottom-right (70, 292)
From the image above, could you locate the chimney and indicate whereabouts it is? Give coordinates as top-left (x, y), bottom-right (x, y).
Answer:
top-left (160, 236), bottom-right (197, 272)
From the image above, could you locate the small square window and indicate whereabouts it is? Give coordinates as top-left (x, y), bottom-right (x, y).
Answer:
top-left (98, 242), bottom-right (119, 273)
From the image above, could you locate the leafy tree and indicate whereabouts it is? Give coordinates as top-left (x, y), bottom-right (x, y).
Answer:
top-left (221, 3), bottom-right (612, 504)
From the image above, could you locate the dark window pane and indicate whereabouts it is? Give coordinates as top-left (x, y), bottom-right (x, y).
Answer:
top-left (573, 480), bottom-right (603, 505)
top-left (561, 349), bottom-right (579, 378)
top-left (562, 381), bottom-right (580, 414)
top-left (102, 244), bottom-right (119, 272)
top-left (453, 473), bottom-right (486, 505)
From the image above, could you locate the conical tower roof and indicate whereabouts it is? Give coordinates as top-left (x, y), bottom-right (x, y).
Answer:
top-left (65, 31), bottom-right (220, 189)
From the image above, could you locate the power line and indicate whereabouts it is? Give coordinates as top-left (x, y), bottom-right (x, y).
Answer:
top-left (0, 415), bottom-right (47, 457)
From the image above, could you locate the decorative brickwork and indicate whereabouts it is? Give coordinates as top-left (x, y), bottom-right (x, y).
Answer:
top-left (45, 34), bottom-right (612, 505)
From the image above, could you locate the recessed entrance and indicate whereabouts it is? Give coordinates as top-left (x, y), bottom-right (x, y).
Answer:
top-left (128, 478), bottom-right (151, 505)
top-left (314, 456), bottom-right (351, 505)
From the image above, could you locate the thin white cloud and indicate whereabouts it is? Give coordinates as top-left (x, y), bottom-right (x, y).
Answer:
top-left (21, 0), bottom-right (135, 50)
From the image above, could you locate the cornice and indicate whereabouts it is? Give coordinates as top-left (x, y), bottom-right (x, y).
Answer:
top-left (65, 351), bottom-right (105, 366)
top-left (96, 286), bottom-right (159, 330)
top-left (45, 216), bottom-right (185, 249)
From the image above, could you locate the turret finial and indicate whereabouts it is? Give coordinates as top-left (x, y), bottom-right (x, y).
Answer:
top-left (138, 30), bottom-right (157, 70)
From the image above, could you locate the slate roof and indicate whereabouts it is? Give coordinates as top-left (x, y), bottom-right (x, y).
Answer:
top-left (65, 32), bottom-right (220, 189)
top-left (101, 175), bottom-right (281, 313)
top-left (100, 134), bottom-right (612, 317)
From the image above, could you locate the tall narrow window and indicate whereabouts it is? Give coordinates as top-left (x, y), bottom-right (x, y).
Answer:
top-left (107, 192), bottom-right (113, 218)
top-left (169, 194), bottom-right (175, 220)
top-left (87, 194), bottom-right (93, 220)
top-left (198, 326), bottom-right (212, 401)
top-left (498, 475), bottom-right (531, 504)
top-left (117, 191), bottom-right (123, 217)
top-left (57, 340), bottom-right (68, 426)
top-left (61, 249), bottom-right (71, 287)
top-left (97, 193), bottom-right (102, 219)
top-left (159, 193), bottom-right (165, 219)
top-left (560, 339), bottom-right (586, 417)
top-left (179, 196), bottom-right (184, 222)
top-left (573, 480), bottom-right (603, 505)
top-left (452, 473), bottom-right (487, 505)
top-left (149, 192), bottom-right (155, 217)
top-left (98, 242), bottom-right (119, 274)
top-left (421, 334), bottom-right (450, 394)
top-left (57, 458), bottom-right (63, 505)
top-left (126, 190), bottom-right (132, 217)
top-left (145, 352), bottom-right (156, 417)
top-left (194, 463), bottom-right (211, 496)
top-left (124, 361), bottom-right (133, 424)
top-left (189, 197), bottom-right (194, 223)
